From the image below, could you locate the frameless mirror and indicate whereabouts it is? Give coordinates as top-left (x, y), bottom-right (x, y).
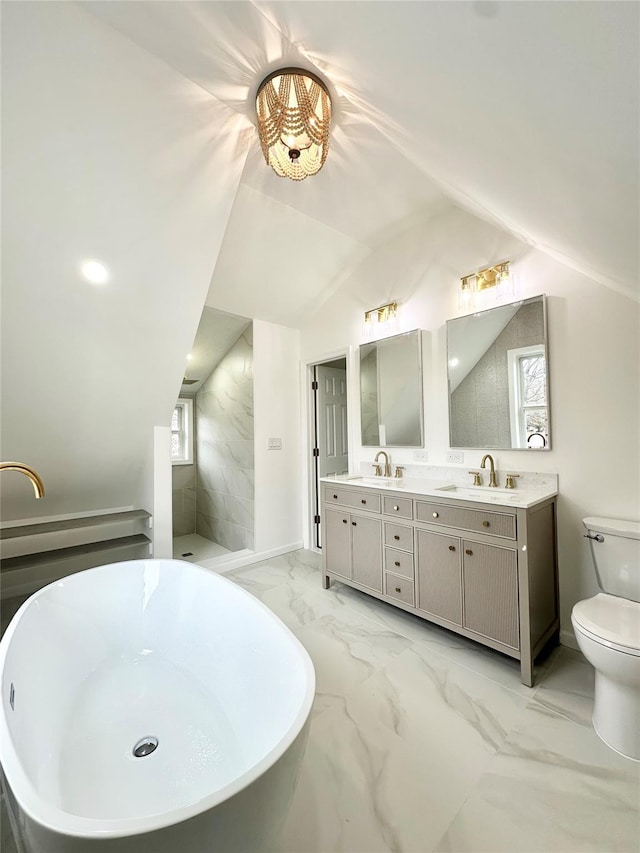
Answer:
top-left (360, 330), bottom-right (423, 447)
top-left (447, 295), bottom-right (550, 450)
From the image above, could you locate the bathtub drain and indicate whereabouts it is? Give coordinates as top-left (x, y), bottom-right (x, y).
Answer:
top-left (133, 736), bottom-right (159, 758)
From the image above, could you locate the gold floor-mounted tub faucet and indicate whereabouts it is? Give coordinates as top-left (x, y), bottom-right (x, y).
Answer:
top-left (0, 462), bottom-right (46, 498)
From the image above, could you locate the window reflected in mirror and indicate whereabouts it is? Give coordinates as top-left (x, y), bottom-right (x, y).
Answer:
top-left (447, 296), bottom-right (550, 450)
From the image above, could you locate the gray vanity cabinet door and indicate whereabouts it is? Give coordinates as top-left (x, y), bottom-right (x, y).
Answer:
top-left (351, 515), bottom-right (383, 592)
top-left (462, 541), bottom-right (519, 649)
top-left (416, 530), bottom-right (463, 625)
top-left (324, 507), bottom-right (352, 580)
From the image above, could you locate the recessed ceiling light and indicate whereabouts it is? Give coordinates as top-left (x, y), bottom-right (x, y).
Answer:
top-left (80, 259), bottom-right (109, 284)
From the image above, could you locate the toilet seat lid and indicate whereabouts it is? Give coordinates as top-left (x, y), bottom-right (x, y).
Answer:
top-left (573, 594), bottom-right (640, 653)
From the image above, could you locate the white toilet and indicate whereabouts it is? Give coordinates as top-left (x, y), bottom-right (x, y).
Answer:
top-left (571, 517), bottom-right (640, 760)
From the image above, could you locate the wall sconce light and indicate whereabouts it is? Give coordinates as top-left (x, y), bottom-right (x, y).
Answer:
top-left (459, 261), bottom-right (513, 312)
top-left (255, 67), bottom-right (332, 181)
top-left (363, 301), bottom-right (398, 339)
top-left (476, 261), bottom-right (510, 290)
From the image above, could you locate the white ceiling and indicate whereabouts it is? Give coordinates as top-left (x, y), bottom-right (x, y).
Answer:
top-left (181, 307), bottom-right (251, 394)
top-left (85, 1), bottom-right (639, 310)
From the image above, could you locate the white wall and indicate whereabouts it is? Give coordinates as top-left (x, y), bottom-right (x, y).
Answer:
top-left (299, 204), bottom-right (640, 642)
top-left (253, 320), bottom-right (302, 553)
top-left (1, 3), bottom-right (250, 522)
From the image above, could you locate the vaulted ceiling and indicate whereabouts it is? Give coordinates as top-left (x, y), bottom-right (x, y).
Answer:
top-left (84, 0), bottom-right (639, 312)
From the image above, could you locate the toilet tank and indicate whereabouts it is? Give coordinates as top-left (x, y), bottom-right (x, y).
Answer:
top-left (583, 517), bottom-right (640, 602)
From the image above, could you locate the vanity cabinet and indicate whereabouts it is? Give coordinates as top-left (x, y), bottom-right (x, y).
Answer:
top-left (416, 529), bottom-right (463, 625)
top-left (323, 498), bottom-right (383, 593)
top-left (322, 483), bottom-right (559, 686)
top-left (462, 541), bottom-right (519, 649)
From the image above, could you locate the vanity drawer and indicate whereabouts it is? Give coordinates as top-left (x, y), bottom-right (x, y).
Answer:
top-left (384, 522), bottom-right (414, 552)
top-left (324, 487), bottom-right (381, 513)
top-left (415, 502), bottom-right (516, 539)
top-left (384, 573), bottom-right (415, 607)
top-left (384, 547), bottom-right (414, 580)
top-left (383, 496), bottom-right (413, 519)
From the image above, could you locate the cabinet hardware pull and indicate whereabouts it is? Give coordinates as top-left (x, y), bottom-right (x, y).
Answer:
top-left (482, 520), bottom-right (490, 528)
top-left (361, 499), bottom-right (367, 504)
top-left (432, 512), bottom-right (439, 518)
top-left (393, 505), bottom-right (399, 511)
top-left (333, 494), bottom-right (338, 499)
top-left (394, 535), bottom-right (400, 540)
top-left (352, 521), bottom-right (357, 526)
top-left (342, 519), bottom-right (347, 524)
top-left (465, 549), bottom-right (473, 555)
top-left (448, 545), bottom-right (456, 551)
top-left (395, 587), bottom-right (401, 593)
top-left (394, 561), bottom-right (400, 567)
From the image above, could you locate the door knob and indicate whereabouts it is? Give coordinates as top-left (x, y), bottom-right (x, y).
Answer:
top-left (395, 587), bottom-right (401, 593)
top-left (465, 549), bottom-right (473, 555)
top-left (432, 512), bottom-right (439, 518)
top-left (394, 561), bottom-right (400, 567)
top-left (352, 521), bottom-right (357, 526)
top-left (448, 545), bottom-right (456, 552)
top-left (361, 499), bottom-right (367, 504)
top-left (333, 494), bottom-right (338, 499)
top-left (394, 535), bottom-right (400, 540)
top-left (482, 520), bottom-right (490, 528)
top-left (342, 519), bottom-right (347, 524)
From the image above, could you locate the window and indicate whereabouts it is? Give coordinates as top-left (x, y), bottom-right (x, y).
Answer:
top-left (171, 398), bottom-right (194, 464)
top-left (508, 346), bottom-right (548, 448)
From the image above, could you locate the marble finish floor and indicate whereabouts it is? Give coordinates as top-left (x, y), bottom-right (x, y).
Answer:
top-left (2, 549), bottom-right (639, 852)
top-left (226, 550), bottom-right (640, 853)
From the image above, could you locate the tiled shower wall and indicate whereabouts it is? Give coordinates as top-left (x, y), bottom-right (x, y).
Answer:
top-left (195, 326), bottom-right (254, 551)
top-left (450, 301), bottom-right (544, 447)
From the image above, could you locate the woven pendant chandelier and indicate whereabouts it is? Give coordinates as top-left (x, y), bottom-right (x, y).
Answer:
top-left (256, 68), bottom-right (332, 181)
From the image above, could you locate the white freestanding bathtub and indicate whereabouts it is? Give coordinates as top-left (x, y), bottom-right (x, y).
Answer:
top-left (0, 559), bottom-right (315, 853)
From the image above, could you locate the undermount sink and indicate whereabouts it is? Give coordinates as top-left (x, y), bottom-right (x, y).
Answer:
top-left (435, 485), bottom-right (520, 502)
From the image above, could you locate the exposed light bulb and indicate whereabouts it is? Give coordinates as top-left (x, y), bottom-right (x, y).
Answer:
top-left (80, 259), bottom-right (109, 285)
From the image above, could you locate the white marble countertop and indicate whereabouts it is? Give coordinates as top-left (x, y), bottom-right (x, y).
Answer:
top-left (319, 474), bottom-right (558, 509)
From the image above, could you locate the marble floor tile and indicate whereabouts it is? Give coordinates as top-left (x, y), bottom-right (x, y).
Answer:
top-left (228, 551), bottom-right (639, 853)
top-left (325, 579), bottom-right (556, 698)
top-left (227, 549), bottom-right (323, 596)
top-left (281, 642), bottom-right (529, 853)
top-left (532, 646), bottom-right (594, 726)
top-left (257, 583), bottom-right (346, 634)
top-left (294, 609), bottom-right (414, 718)
top-left (435, 697), bottom-right (640, 852)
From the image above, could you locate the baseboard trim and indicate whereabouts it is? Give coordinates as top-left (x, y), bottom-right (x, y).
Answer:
top-left (197, 541), bottom-right (304, 574)
top-left (560, 627), bottom-right (579, 651)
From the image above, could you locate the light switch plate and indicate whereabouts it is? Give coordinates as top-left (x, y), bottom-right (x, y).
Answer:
top-left (267, 437), bottom-right (282, 450)
top-left (447, 450), bottom-right (464, 464)
top-left (413, 450), bottom-right (428, 462)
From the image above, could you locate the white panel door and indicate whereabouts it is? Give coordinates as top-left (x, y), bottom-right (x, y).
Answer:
top-left (317, 365), bottom-right (349, 477)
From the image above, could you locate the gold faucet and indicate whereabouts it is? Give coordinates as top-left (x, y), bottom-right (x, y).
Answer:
top-left (0, 462), bottom-right (46, 498)
top-left (480, 454), bottom-right (497, 488)
top-left (374, 450), bottom-right (391, 477)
